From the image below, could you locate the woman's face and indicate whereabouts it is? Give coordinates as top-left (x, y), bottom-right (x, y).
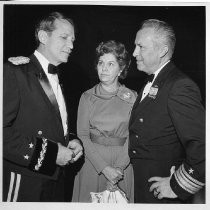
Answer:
top-left (97, 53), bottom-right (121, 86)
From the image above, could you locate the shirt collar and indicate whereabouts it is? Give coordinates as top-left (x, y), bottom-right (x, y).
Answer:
top-left (153, 60), bottom-right (170, 81)
top-left (34, 50), bottom-right (50, 75)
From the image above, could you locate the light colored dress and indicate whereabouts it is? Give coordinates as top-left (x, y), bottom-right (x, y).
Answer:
top-left (72, 83), bottom-right (137, 203)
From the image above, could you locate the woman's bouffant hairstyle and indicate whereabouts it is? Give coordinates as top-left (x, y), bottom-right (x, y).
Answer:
top-left (95, 40), bottom-right (131, 80)
top-left (35, 12), bottom-right (75, 47)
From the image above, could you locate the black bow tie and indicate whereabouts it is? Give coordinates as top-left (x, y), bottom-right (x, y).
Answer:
top-left (48, 64), bottom-right (58, 74)
top-left (146, 74), bottom-right (155, 83)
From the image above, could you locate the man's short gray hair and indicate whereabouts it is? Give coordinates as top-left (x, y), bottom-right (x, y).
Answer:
top-left (141, 19), bottom-right (176, 58)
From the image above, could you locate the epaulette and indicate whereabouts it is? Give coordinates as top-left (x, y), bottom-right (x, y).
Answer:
top-left (8, 56), bottom-right (30, 65)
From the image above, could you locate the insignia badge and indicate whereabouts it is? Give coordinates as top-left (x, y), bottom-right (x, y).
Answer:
top-left (148, 85), bottom-right (159, 99)
top-left (189, 168), bottom-right (194, 174)
top-left (123, 92), bottom-right (131, 99)
top-left (8, 56), bottom-right (30, 65)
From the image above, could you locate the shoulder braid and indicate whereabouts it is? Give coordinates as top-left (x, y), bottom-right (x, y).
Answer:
top-left (8, 56), bottom-right (30, 65)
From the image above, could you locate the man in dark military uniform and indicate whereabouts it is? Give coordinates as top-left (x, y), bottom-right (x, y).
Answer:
top-left (3, 12), bottom-right (83, 202)
top-left (129, 19), bottom-right (205, 203)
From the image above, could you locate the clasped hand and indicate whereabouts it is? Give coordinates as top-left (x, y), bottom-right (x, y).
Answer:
top-left (67, 139), bottom-right (83, 162)
top-left (102, 166), bottom-right (123, 185)
top-left (56, 140), bottom-right (83, 166)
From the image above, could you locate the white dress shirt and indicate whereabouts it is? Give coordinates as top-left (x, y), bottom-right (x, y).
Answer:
top-left (141, 60), bottom-right (170, 101)
top-left (34, 50), bottom-right (68, 136)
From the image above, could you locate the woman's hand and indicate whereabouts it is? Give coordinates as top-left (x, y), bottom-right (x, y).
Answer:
top-left (102, 166), bottom-right (123, 185)
top-left (106, 181), bottom-right (118, 191)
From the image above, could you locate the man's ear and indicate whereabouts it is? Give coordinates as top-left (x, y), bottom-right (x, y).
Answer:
top-left (159, 45), bottom-right (169, 58)
top-left (38, 30), bottom-right (48, 44)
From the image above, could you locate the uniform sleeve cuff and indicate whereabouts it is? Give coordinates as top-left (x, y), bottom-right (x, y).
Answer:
top-left (68, 132), bottom-right (79, 141)
top-left (170, 164), bottom-right (205, 200)
top-left (68, 133), bottom-right (83, 148)
top-left (28, 136), bottom-right (58, 176)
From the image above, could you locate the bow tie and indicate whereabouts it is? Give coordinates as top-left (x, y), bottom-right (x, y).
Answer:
top-left (48, 64), bottom-right (59, 74)
top-left (146, 74), bottom-right (155, 83)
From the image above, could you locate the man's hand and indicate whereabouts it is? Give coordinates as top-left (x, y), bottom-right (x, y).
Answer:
top-left (67, 139), bottom-right (83, 162)
top-left (148, 176), bottom-right (177, 199)
top-left (56, 143), bottom-right (75, 166)
top-left (148, 167), bottom-right (177, 199)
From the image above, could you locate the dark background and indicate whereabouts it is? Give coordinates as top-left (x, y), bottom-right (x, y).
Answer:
top-left (3, 4), bottom-right (206, 201)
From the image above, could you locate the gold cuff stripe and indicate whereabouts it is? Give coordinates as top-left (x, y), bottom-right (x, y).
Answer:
top-left (34, 138), bottom-right (48, 171)
top-left (174, 170), bottom-right (195, 194)
top-left (180, 164), bottom-right (205, 187)
top-left (175, 164), bottom-right (204, 194)
top-left (179, 166), bottom-right (202, 192)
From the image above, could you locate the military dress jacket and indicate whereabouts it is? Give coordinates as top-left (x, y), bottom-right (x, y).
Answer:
top-left (3, 54), bottom-right (76, 180)
top-left (129, 61), bottom-right (205, 200)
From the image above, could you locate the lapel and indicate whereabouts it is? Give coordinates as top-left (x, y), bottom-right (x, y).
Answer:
top-left (58, 76), bottom-right (69, 134)
top-left (29, 55), bottom-right (63, 125)
top-left (129, 61), bottom-right (175, 126)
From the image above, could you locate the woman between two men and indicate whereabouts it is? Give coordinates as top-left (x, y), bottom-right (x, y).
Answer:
top-left (72, 40), bottom-right (137, 202)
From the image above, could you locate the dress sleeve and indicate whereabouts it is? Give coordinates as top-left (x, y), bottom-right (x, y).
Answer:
top-left (77, 93), bottom-right (109, 174)
top-left (168, 78), bottom-right (205, 200)
top-left (113, 136), bottom-right (130, 170)
top-left (3, 64), bottom-right (58, 176)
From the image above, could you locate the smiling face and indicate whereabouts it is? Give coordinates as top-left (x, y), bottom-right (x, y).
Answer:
top-left (133, 28), bottom-right (162, 75)
top-left (41, 19), bottom-right (75, 66)
top-left (97, 53), bottom-right (121, 86)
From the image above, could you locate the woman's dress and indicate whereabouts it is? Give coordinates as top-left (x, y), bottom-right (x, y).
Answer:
top-left (72, 83), bottom-right (137, 202)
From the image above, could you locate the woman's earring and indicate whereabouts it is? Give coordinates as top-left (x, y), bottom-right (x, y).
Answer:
top-left (118, 71), bottom-right (122, 76)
